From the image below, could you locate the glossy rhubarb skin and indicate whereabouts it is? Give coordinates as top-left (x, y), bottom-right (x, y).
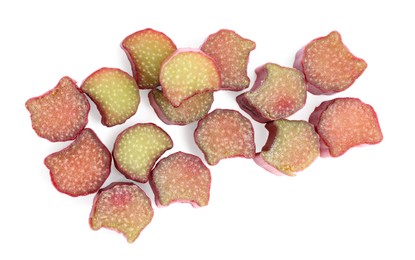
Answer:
top-left (122, 28), bottom-right (177, 89)
top-left (159, 49), bottom-right (221, 107)
top-left (201, 29), bottom-right (256, 91)
top-left (25, 76), bottom-right (90, 142)
top-left (89, 182), bottom-right (154, 243)
top-left (293, 31), bottom-right (367, 95)
top-left (194, 109), bottom-right (256, 165)
top-left (112, 123), bottom-right (173, 183)
top-left (44, 128), bottom-right (111, 197)
top-left (81, 67), bottom-right (140, 127)
top-left (150, 152), bottom-right (211, 207)
top-left (237, 63), bottom-right (307, 123)
top-left (309, 98), bottom-right (383, 157)
top-left (148, 88), bottom-right (214, 125)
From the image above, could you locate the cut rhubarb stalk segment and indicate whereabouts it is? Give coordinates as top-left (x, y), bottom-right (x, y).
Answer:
top-left (309, 98), bottom-right (383, 157)
top-left (81, 67), bottom-right (140, 127)
top-left (149, 88), bottom-right (213, 125)
top-left (89, 182), bottom-right (154, 243)
top-left (44, 128), bottom-right (111, 196)
top-left (293, 31), bottom-right (367, 95)
top-left (237, 63), bottom-right (307, 123)
top-left (255, 119), bottom-right (320, 176)
top-left (122, 28), bottom-right (177, 89)
top-left (150, 152), bottom-right (211, 207)
top-left (113, 123), bottom-right (173, 183)
top-left (201, 29), bottom-right (255, 91)
top-left (25, 76), bottom-right (89, 142)
top-left (159, 49), bottom-right (221, 107)
top-left (194, 109), bottom-right (256, 165)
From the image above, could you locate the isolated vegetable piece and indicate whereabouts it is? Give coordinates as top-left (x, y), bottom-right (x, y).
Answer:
top-left (237, 63), bottom-right (307, 123)
top-left (25, 76), bottom-right (89, 142)
top-left (194, 109), bottom-right (256, 165)
top-left (201, 29), bottom-right (255, 91)
top-left (150, 152), bottom-right (211, 207)
top-left (81, 67), bottom-right (140, 127)
top-left (90, 182), bottom-right (154, 243)
top-left (113, 123), bottom-right (173, 183)
top-left (122, 28), bottom-right (177, 89)
top-left (254, 119), bottom-right (320, 176)
top-left (44, 128), bottom-right (111, 196)
top-left (149, 88), bottom-right (214, 125)
top-left (309, 98), bottom-right (383, 157)
top-left (159, 49), bottom-right (221, 107)
top-left (293, 31), bottom-right (367, 95)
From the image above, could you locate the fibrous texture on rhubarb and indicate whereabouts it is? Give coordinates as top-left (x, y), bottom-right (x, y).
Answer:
top-left (122, 28), bottom-right (177, 89)
top-left (293, 31), bottom-right (367, 95)
top-left (90, 182), bottom-right (154, 243)
top-left (150, 152), bottom-right (211, 207)
top-left (25, 76), bottom-right (89, 142)
top-left (255, 119), bottom-right (320, 176)
top-left (309, 98), bottom-right (383, 157)
top-left (44, 128), bottom-right (111, 196)
top-left (159, 49), bottom-right (221, 107)
top-left (194, 109), bottom-right (255, 165)
top-left (81, 67), bottom-right (140, 127)
top-left (201, 29), bottom-right (255, 91)
top-left (149, 88), bottom-right (213, 125)
top-left (237, 63), bottom-right (307, 123)
top-left (113, 123), bottom-right (173, 183)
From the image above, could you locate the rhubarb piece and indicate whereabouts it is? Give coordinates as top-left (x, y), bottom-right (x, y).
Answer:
top-left (113, 123), bottom-right (173, 183)
top-left (159, 49), bottom-right (221, 107)
top-left (255, 119), bottom-right (320, 176)
top-left (293, 31), bottom-right (367, 95)
top-left (149, 88), bottom-right (213, 125)
top-left (237, 63), bottom-right (307, 123)
top-left (90, 182), bottom-right (154, 243)
top-left (122, 28), bottom-right (177, 89)
top-left (150, 152), bottom-right (211, 207)
top-left (201, 29), bottom-right (256, 91)
top-left (194, 109), bottom-right (255, 165)
top-left (309, 98), bottom-right (383, 157)
top-left (44, 128), bottom-right (111, 196)
top-left (81, 67), bottom-right (140, 127)
top-left (25, 76), bottom-right (89, 142)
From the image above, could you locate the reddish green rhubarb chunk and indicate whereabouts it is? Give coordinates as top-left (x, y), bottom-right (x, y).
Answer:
top-left (150, 152), bottom-right (211, 207)
top-left (194, 109), bottom-right (256, 165)
top-left (25, 76), bottom-right (89, 142)
top-left (81, 68), bottom-right (140, 127)
top-left (159, 49), bottom-right (221, 107)
top-left (255, 119), bottom-right (320, 176)
top-left (293, 31), bottom-right (367, 95)
top-left (237, 63), bottom-right (307, 123)
top-left (149, 88), bottom-right (213, 125)
top-left (201, 29), bottom-right (256, 91)
top-left (89, 182), bottom-right (154, 243)
top-left (122, 28), bottom-right (177, 89)
top-left (113, 123), bottom-right (173, 183)
top-left (44, 128), bottom-right (111, 196)
top-left (309, 98), bottom-right (383, 157)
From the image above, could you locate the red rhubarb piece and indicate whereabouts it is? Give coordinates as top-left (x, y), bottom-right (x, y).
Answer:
top-left (293, 31), bottom-right (367, 95)
top-left (25, 76), bottom-right (89, 142)
top-left (89, 182), bottom-right (154, 243)
top-left (150, 152), bottom-right (211, 207)
top-left (309, 97), bottom-right (383, 157)
top-left (237, 63), bottom-right (307, 123)
top-left (122, 28), bottom-right (177, 89)
top-left (201, 29), bottom-right (256, 91)
top-left (194, 109), bottom-right (256, 165)
top-left (44, 128), bottom-right (111, 196)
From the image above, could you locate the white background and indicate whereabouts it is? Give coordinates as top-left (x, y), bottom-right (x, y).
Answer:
top-left (1, 0), bottom-right (414, 259)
